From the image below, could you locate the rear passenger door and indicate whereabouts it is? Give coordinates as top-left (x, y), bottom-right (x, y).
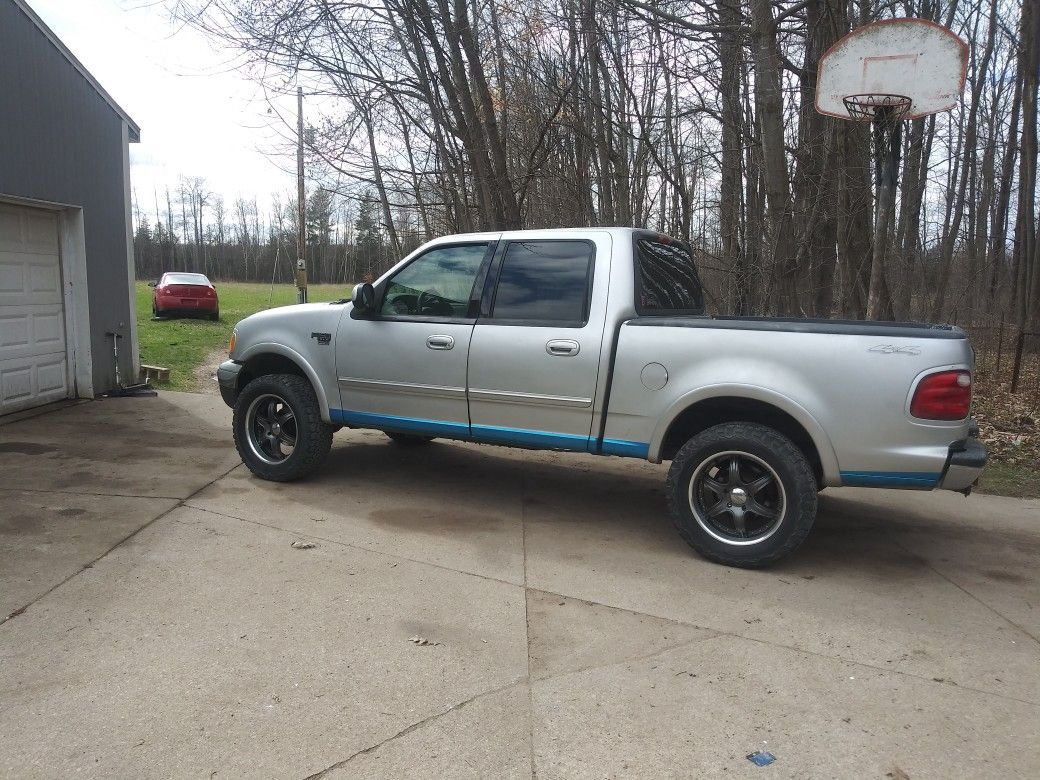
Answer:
top-left (467, 234), bottom-right (611, 450)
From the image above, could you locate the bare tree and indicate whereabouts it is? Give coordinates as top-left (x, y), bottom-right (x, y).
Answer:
top-left (145, 0), bottom-right (1035, 327)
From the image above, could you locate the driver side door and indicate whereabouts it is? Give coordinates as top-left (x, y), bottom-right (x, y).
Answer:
top-left (333, 241), bottom-right (495, 437)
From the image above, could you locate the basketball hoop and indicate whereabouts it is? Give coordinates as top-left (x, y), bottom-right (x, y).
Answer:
top-left (841, 93), bottom-right (913, 122)
top-left (814, 18), bottom-right (969, 320)
top-left (815, 19), bottom-right (968, 121)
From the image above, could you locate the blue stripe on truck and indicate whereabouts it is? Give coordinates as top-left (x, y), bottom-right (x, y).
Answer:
top-left (840, 471), bottom-right (940, 488)
top-left (330, 409), bottom-right (470, 438)
top-left (470, 423), bottom-right (590, 450)
top-left (601, 438), bottom-right (651, 458)
top-left (330, 408), bottom-right (650, 459)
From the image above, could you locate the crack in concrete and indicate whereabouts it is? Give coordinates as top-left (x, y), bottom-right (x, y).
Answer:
top-left (182, 502), bottom-right (524, 588)
top-left (709, 631), bottom-right (1040, 708)
top-left (888, 536), bottom-right (1040, 648)
top-left (530, 590), bottom-right (1040, 708)
top-left (299, 679), bottom-right (525, 779)
top-left (531, 630), bottom-right (724, 684)
top-left (0, 461), bottom-right (244, 627)
top-left (0, 486), bottom-right (185, 501)
top-left (545, 621), bottom-right (1040, 707)
top-left (525, 587), bottom-right (693, 628)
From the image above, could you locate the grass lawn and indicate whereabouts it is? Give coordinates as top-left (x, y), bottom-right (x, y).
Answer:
top-left (135, 281), bottom-right (349, 391)
top-left (975, 461), bottom-right (1040, 499)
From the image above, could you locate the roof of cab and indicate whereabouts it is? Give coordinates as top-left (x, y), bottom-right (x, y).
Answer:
top-left (424, 227), bottom-right (655, 243)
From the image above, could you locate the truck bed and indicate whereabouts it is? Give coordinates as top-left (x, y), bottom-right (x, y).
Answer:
top-left (603, 314), bottom-right (975, 483)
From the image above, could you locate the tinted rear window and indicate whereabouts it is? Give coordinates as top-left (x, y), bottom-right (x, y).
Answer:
top-left (163, 273), bottom-right (210, 285)
top-left (491, 241), bottom-right (594, 323)
top-left (634, 238), bottom-right (704, 315)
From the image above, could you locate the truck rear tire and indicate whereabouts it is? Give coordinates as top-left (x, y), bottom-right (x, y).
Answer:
top-left (385, 432), bottom-right (435, 445)
top-left (666, 422), bottom-right (817, 568)
top-left (233, 374), bottom-right (333, 481)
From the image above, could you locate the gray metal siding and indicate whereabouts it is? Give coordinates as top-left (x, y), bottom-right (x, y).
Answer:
top-left (0, 0), bottom-right (134, 394)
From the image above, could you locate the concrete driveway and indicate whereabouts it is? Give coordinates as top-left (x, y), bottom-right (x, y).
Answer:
top-left (1, 393), bottom-right (1038, 778)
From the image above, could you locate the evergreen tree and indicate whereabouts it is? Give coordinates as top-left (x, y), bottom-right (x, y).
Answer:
top-left (353, 192), bottom-right (384, 281)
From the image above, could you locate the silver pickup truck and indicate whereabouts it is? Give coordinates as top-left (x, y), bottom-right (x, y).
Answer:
top-left (218, 227), bottom-right (986, 567)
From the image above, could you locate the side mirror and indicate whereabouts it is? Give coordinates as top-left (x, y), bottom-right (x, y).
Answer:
top-left (148, 281), bottom-right (158, 288)
top-left (352, 282), bottom-right (376, 313)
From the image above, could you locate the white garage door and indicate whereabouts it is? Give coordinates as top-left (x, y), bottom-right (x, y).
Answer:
top-left (0, 204), bottom-right (69, 414)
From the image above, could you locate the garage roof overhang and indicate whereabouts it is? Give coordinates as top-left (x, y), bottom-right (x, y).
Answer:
top-left (12, 0), bottom-right (141, 143)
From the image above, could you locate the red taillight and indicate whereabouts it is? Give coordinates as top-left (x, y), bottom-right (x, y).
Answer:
top-left (910, 370), bottom-right (972, 420)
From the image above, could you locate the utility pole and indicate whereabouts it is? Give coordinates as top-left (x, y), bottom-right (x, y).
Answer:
top-left (296, 86), bottom-right (308, 303)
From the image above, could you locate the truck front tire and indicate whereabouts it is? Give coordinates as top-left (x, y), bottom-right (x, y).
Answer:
top-left (666, 422), bottom-right (817, 568)
top-left (233, 374), bottom-right (333, 481)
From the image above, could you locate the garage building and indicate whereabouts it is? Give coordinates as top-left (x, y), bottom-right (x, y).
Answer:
top-left (0, 0), bottom-right (140, 415)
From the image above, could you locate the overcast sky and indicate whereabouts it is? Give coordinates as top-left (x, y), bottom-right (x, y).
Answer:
top-left (28, 0), bottom-right (298, 220)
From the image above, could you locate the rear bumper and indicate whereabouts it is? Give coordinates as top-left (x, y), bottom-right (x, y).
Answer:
top-left (217, 360), bottom-right (242, 408)
top-left (939, 439), bottom-right (987, 492)
top-left (155, 297), bottom-right (218, 312)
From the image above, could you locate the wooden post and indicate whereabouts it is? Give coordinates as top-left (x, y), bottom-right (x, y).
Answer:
top-left (296, 86), bottom-right (308, 304)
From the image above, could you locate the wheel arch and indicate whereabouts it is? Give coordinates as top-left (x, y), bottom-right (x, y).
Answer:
top-left (649, 385), bottom-right (840, 486)
top-left (235, 343), bottom-right (331, 422)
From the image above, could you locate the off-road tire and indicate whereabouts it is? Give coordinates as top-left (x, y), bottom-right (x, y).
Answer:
top-left (666, 422), bottom-right (817, 568)
top-left (233, 374), bottom-right (333, 481)
top-left (385, 432), bottom-right (435, 445)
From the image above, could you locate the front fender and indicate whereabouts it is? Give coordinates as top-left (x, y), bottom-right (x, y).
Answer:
top-left (648, 383), bottom-right (841, 485)
top-left (237, 341), bottom-right (332, 423)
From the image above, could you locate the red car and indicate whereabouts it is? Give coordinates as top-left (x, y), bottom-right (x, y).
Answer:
top-left (151, 272), bottom-right (220, 321)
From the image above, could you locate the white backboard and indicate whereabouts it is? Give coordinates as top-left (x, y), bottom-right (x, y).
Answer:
top-left (815, 18), bottom-right (968, 120)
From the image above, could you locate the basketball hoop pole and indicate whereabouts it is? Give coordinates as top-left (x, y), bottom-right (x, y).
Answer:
top-left (874, 106), bottom-right (903, 195)
top-left (865, 104), bottom-right (904, 320)
top-left (837, 95), bottom-right (912, 319)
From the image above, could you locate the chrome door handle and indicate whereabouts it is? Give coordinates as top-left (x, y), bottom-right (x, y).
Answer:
top-left (427, 334), bottom-right (454, 350)
top-left (546, 339), bottom-right (580, 357)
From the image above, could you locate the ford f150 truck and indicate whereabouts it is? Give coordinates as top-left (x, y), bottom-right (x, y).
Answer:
top-left (218, 228), bottom-right (986, 567)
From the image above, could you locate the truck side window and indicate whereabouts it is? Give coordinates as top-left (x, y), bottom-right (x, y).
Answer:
top-left (490, 240), bottom-right (594, 324)
top-left (380, 244), bottom-right (488, 318)
top-left (634, 237), bottom-right (705, 315)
